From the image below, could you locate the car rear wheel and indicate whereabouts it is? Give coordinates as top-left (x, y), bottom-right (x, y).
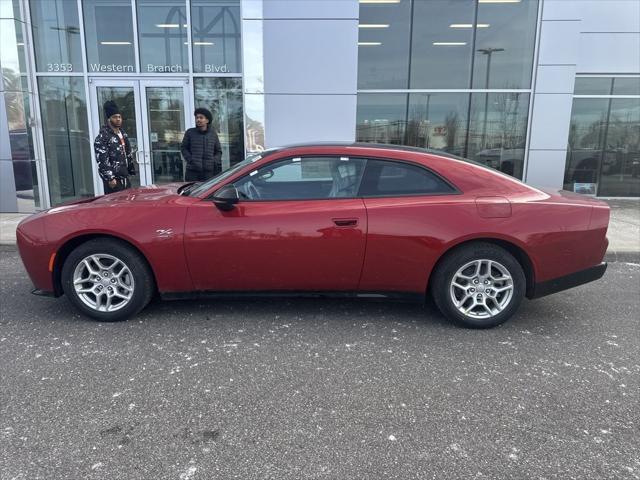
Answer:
top-left (61, 238), bottom-right (154, 322)
top-left (431, 242), bottom-right (525, 328)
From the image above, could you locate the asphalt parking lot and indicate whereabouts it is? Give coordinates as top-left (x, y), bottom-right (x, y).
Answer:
top-left (1, 246), bottom-right (638, 480)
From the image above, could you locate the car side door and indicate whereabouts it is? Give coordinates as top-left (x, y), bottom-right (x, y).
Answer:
top-left (183, 156), bottom-right (369, 292)
top-left (357, 158), bottom-right (461, 294)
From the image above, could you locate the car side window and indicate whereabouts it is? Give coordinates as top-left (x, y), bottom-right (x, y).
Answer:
top-left (358, 159), bottom-right (456, 197)
top-left (233, 157), bottom-right (366, 200)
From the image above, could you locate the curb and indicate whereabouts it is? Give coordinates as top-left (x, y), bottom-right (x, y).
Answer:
top-left (604, 251), bottom-right (640, 264)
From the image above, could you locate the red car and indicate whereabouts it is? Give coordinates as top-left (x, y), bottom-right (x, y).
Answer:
top-left (16, 144), bottom-right (609, 328)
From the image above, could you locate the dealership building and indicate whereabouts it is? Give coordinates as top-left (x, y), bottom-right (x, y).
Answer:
top-left (1, 0), bottom-right (638, 212)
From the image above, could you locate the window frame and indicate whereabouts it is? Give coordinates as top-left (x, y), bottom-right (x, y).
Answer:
top-left (229, 155), bottom-right (369, 202)
top-left (356, 156), bottom-right (461, 199)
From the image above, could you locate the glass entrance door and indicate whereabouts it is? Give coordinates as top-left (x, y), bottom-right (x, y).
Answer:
top-left (89, 78), bottom-right (189, 191)
top-left (139, 82), bottom-right (187, 185)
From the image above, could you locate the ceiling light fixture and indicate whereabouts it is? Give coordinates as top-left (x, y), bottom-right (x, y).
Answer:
top-left (193, 42), bottom-right (214, 46)
top-left (100, 41), bottom-right (131, 45)
top-left (359, 0), bottom-right (401, 4)
top-left (156, 24), bottom-right (179, 28)
top-left (450, 23), bottom-right (490, 28)
top-left (478, 0), bottom-right (521, 3)
top-left (358, 41), bottom-right (382, 46)
top-left (433, 42), bottom-right (467, 46)
top-left (358, 24), bottom-right (390, 28)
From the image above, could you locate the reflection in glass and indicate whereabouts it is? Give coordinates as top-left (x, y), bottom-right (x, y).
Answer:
top-left (407, 94), bottom-right (469, 156)
top-left (574, 77), bottom-right (613, 96)
top-left (38, 77), bottom-right (94, 205)
top-left (473, 0), bottom-right (538, 89)
top-left (358, 0), bottom-right (411, 89)
top-left (30, 0), bottom-right (83, 72)
top-left (242, 19), bottom-right (263, 93)
top-left (191, 0), bottom-right (242, 74)
top-left (96, 87), bottom-right (141, 188)
top-left (194, 78), bottom-right (245, 168)
top-left (613, 78), bottom-right (640, 96)
top-left (356, 94), bottom-right (408, 145)
top-left (1, 1), bottom-right (38, 212)
top-left (467, 92), bottom-right (530, 179)
top-left (243, 94), bottom-right (265, 153)
top-left (83, 0), bottom-right (135, 73)
top-left (410, 0), bottom-right (475, 89)
top-left (575, 77), bottom-right (640, 96)
top-left (565, 98), bottom-right (640, 197)
top-left (137, 0), bottom-right (188, 74)
top-left (145, 87), bottom-right (185, 184)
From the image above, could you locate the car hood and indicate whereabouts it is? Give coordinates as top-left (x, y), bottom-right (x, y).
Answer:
top-left (92, 183), bottom-right (185, 204)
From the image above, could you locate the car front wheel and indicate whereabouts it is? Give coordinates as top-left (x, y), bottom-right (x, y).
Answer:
top-left (431, 243), bottom-right (526, 328)
top-left (61, 238), bottom-right (155, 322)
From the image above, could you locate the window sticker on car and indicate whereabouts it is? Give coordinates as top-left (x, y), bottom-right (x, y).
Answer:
top-left (292, 157), bottom-right (301, 162)
top-left (340, 157), bottom-right (349, 161)
top-left (249, 170), bottom-right (258, 176)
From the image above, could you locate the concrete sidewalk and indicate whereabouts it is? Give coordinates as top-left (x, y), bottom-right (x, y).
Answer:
top-left (1, 199), bottom-right (638, 261)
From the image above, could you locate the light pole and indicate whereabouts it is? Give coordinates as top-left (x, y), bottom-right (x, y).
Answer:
top-left (424, 93), bottom-right (431, 148)
top-left (477, 47), bottom-right (504, 149)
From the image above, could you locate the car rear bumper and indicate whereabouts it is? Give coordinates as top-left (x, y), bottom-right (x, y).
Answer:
top-left (528, 262), bottom-right (607, 299)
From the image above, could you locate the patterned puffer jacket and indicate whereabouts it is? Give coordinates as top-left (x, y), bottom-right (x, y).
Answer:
top-left (94, 125), bottom-right (136, 182)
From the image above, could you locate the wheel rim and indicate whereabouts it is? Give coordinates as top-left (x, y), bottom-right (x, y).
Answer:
top-left (449, 259), bottom-right (514, 320)
top-left (72, 253), bottom-right (135, 313)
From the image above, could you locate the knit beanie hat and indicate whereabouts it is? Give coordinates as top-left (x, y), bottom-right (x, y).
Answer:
top-left (104, 100), bottom-right (121, 119)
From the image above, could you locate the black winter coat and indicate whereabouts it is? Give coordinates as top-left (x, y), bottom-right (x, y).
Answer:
top-left (94, 125), bottom-right (136, 182)
top-left (180, 126), bottom-right (223, 181)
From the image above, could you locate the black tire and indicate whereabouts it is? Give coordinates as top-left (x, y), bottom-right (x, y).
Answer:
top-left (431, 242), bottom-right (526, 328)
top-left (61, 238), bottom-right (155, 322)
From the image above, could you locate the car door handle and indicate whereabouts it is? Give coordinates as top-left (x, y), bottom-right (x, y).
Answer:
top-left (333, 218), bottom-right (358, 227)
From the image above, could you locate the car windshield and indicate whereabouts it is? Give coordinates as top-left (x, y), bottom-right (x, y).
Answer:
top-left (184, 152), bottom-right (267, 197)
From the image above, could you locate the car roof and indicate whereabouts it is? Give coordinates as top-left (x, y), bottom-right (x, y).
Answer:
top-left (267, 142), bottom-right (466, 161)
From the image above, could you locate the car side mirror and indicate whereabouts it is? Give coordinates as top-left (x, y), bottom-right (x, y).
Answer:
top-left (212, 185), bottom-right (239, 211)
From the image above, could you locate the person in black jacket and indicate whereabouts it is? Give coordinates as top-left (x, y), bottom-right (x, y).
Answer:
top-left (180, 108), bottom-right (223, 182)
top-left (94, 100), bottom-right (136, 193)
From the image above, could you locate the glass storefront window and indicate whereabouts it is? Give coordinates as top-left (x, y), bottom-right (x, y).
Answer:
top-left (410, 0), bottom-right (475, 89)
top-left (406, 93), bottom-right (469, 156)
top-left (83, 0), bottom-right (136, 73)
top-left (467, 92), bottom-right (529, 179)
top-left (194, 77), bottom-right (245, 167)
top-left (30, 0), bottom-right (83, 73)
top-left (38, 77), bottom-right (94, 205)
top-left (357, 92), bottom-right (529, 180)
top-left (613, 78), bottom-right (640, 96)
top-left (1, 0), bottom-right (39, 212)
top-left (575, 77), bottom-right (640, 96)
top-left (243, 94), bottom-right (265, 153)
top-left (137, 0), bottom-right (189, 74)
top-left (357, 0), bottom-right (411, 89)
top-left (191, 0), bottom-right (242, 74)
top-left (472, 0), bottom-right (538, 89)
top-left (356, 94), bottom-right (408, 145)
top-left (574, 78), bottom-right (613, 96)
top-left (565, 98), bottom-right (640, 197)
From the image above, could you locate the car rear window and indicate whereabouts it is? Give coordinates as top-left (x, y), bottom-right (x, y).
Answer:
top-left (359, 159), bottom-right (456, 196)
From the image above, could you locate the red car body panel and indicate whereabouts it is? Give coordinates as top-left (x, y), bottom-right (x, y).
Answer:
top-left (16, 144), bottom-right (610, 300)
top-left (184, 198), bottom-right (367, 291)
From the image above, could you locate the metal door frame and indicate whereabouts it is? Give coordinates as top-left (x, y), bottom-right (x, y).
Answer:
top-left (138, 78), bottom-right (191, 185)
top-left (89, 77), bottom-right (190, 192)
